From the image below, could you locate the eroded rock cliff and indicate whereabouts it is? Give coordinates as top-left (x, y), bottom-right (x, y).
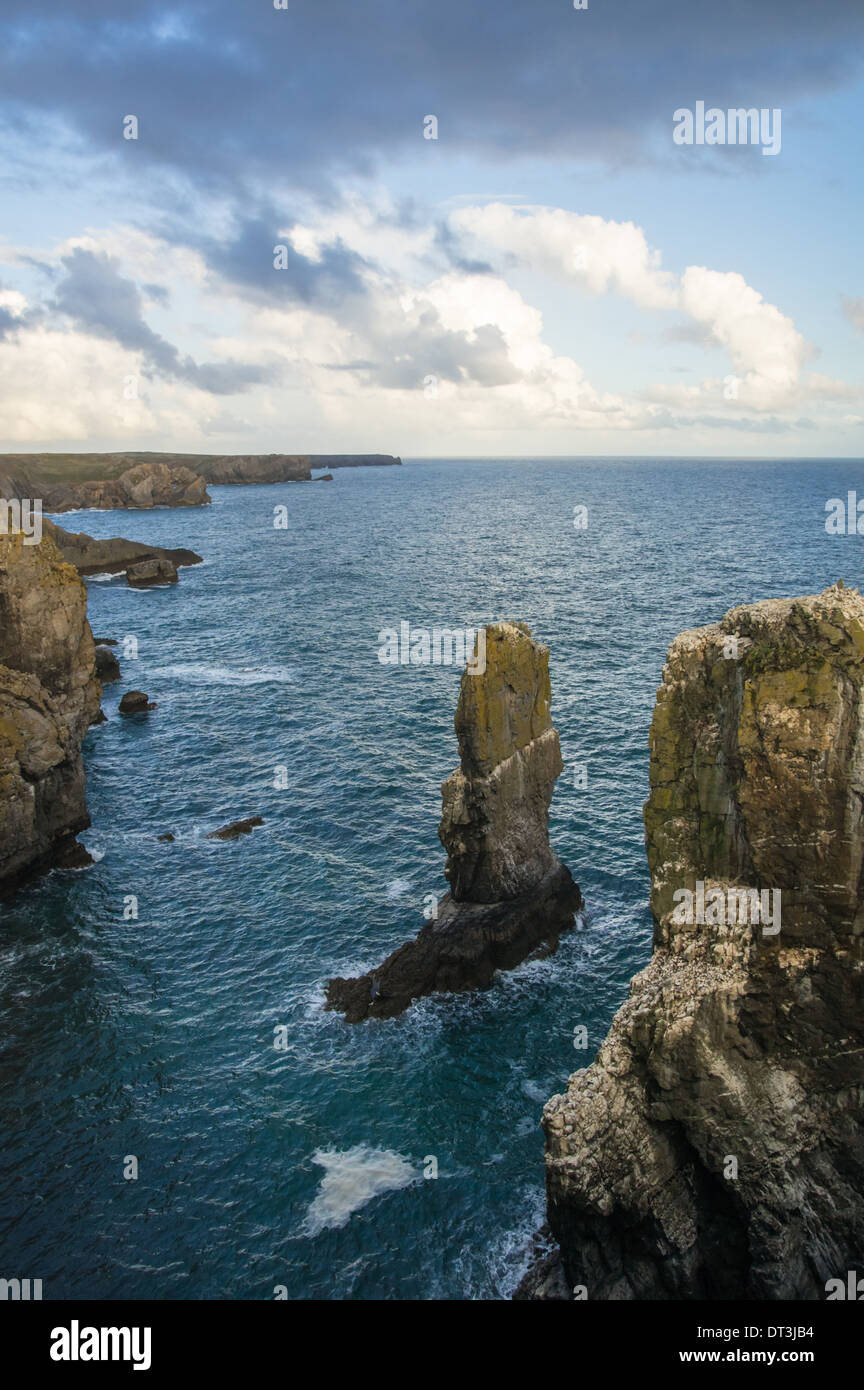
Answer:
top-left (0, 532), bottom-right (100, 893)
top-left (327, 622), bottom-right (581, 1021)
top-left (44, 461), bottom-right (210, 512)
top-left (520, 584), bottom-right (864, 1301)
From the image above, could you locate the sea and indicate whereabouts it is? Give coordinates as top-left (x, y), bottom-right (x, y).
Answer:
top-left (0, 457), bottom-right (859, 1299)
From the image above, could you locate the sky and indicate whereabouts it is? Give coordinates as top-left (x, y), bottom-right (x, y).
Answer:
top-left (0, 0), bottom-right (862, 458)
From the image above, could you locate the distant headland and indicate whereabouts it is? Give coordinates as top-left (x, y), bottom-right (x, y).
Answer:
top-left (0, 451), bottom-right (402, 513)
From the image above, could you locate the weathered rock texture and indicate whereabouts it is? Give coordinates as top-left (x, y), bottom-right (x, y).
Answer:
top-left (44, 519), bottom-right (201, 579)
top-left (193, 454), bottom-right (310, 485)
top-left (43, 461), bottom-right (211, 512)
top-left (126, 557), bottom-right (179, 588)
top-left (0, 532), bottom-right (100, 893)
top-left (521, 585), bottom-right (864, 1301)
top-left (327, 622), bottom-right (581, 1021)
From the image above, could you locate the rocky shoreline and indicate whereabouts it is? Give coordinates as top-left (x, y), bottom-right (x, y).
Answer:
top-left (0, 450), bottom-right (401, 514)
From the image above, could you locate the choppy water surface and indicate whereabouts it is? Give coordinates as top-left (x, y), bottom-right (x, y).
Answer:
top-left (1, 458), bottom-right (860, 1299)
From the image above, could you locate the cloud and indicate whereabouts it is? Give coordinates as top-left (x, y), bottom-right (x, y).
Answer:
top-left (0, 211), bottom-right (857, 454)
top-left (450, 202), bottom-right (812, 408)
top-left (0, 0), bottom-right (861, 202)
top-left (52, 247), bottom-right (271, 394)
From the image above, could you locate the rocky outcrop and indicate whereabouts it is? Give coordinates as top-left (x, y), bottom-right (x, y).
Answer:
top-left (520, 584), bottom-right (864, 1301)
top-left (43, 461), bottom-right (211, 512)
top-left (207, 815), bottom-right (265, 840)
top-left (0, 532), bottom-right (101, 893)
top-left (193, 454), bottom-right (310, 485)
top-left (327, 622), bottom-right (582, 1021)
top-left (1, 451), bottom-right (403, 504)
top-left (94, 645), bottom-right (121, 684)
top-left (119, 690), bottom-right (156, 714)
top-left (44, 518), bottom-right (201, 578)
top-left (127, 557), bottom-right (179, 588)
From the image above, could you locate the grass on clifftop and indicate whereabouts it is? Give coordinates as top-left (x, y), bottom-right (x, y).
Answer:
top-left (0, 452), bottom-right (239, 484)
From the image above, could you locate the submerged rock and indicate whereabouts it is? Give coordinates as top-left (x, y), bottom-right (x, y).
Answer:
top-left (119, 690), bottom-right (157, 714)
top-left (0, 532), bottom-right (100, 893)
top-left (327, 622), bottom-right (582, 1021)
top-left (522, 584), bottom-right (864, 1301)
top-left (207, 815), bottom-right (264, 840)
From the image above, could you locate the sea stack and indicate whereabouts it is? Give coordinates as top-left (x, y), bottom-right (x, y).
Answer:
top-left (0, 531), bottom-right (101, 893)
top-left (327, 621), bottom-right (582, 1021)
top-left (519, 584), bottom-right (864, 1300)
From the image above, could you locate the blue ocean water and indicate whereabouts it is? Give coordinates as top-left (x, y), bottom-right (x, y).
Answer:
top-left (0, 457), bottom-right (860, 1300)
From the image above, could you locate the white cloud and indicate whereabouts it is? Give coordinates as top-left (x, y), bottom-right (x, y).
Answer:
top-left (0, 207), bottom-right (858, 454)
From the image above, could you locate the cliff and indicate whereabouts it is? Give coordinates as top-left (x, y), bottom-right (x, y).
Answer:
top-left (327, 622), bottom-right (582, 1021)
top-left (192, 454), bottom-right (310, 485)
top-left (42, 461), bottom-right (210, 512)
top-left (0, 531), bottom-right (101, 893)
top-left (519, 584), bottom-right (864, 1300)
top-left (44, 518), bottom-right (202, 578)
top-left (0, 452), bottom-right (406, 507)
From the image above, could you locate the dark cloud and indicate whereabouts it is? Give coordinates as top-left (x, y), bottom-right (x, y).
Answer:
top-left (328, 319), bottom-right (521, 390)
top-left (0, 1), bottom-right (861, 200)
top-left (434, 222), bottom-right (494, 276)
top-left (195, 214), bottom-right (369, 306)
top-left (52, 247), bottom-right (271, 393)
top-left (0, 305), bottom-right (18, 340)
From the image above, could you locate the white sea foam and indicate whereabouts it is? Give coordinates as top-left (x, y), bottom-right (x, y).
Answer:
top-left (150, 663), bottom-right (295, 687)
top-left (301, 1145), bottom-right (417, 1236)
top-left (385, 878), bottom-right (412, 898)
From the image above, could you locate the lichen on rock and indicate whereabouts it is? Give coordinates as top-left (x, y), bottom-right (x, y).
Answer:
top-left (519, 584), bottom-right (864, 1301)
top-left (327, 621), bottom-right (581, 1022)
top-left (0, 531), bottom-right (101, 893)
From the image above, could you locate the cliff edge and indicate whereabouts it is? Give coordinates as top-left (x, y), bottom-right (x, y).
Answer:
top-left (0, 532), bottom-right (100, 893)
top-left (519, 584), bottom-right (864, 1300)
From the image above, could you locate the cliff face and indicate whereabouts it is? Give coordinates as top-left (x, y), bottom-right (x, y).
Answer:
top-left (525, 585), bottom-right (864, 1300)
top-left (44, 461), bottom-right (210, 512)
top-left (327, 622), bottom-right (582, 1021)
top-left (193, 454), bottom-right (310, 484)
top-left (440, 623), bottom-right (565, 901)
top-left (0, 532), bottom-right (100, 892)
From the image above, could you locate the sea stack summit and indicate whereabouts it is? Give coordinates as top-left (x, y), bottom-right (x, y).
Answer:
top-left (327, 621), bottom-right (582, 1021)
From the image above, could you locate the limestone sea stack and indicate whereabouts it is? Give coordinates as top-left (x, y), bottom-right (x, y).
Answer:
top-left (519, 584), bottom-right (864, 1301)
top-left (0, 532), bottom-right (101, 894)
top-left (327, 622), bottom-right (582, 1022)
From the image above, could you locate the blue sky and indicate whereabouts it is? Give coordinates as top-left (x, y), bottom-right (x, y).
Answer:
top-left (0, 0), bottom-right (861, 456)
